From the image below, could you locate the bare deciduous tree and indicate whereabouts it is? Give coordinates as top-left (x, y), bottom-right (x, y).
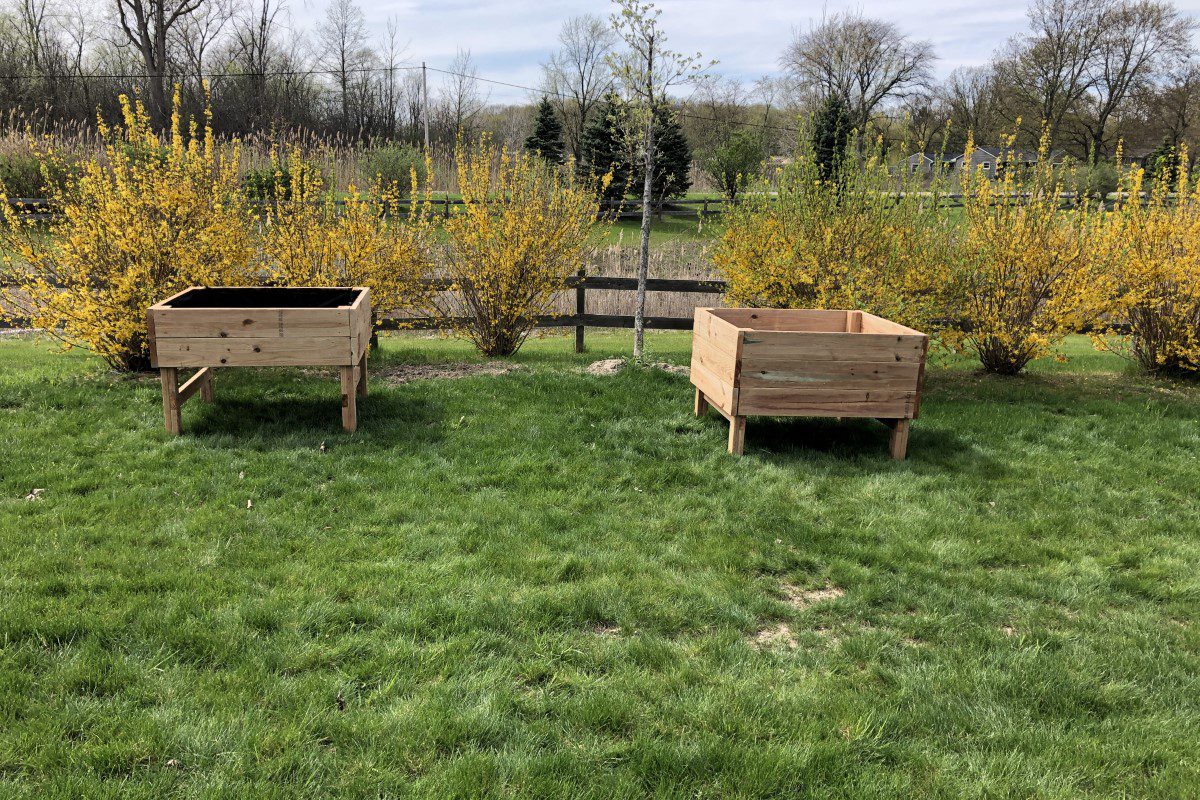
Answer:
top-left (379, 17), bottom-right (408, 139)
top-left (115, 0), bottom-right (206, 126)
top-left (540, 14), bottom-right (616, 161)
top-left (781, 11), bottom-right (935, 132)
top-left (1079, 0), bottom-right (1194, 156)
top-left (1139, 58), bottom-right (1200, 146)
top-left (225, 0), bottom-right (281, 128)
top-left (938, 65), bottom-right (1005, 148)
top-left (685, 74), bottom-right (749, 153)
top-left (994, 0), bottom-right (1108, 144)
top-left (316, 0), bottom-right (369, 133)
top-left (172, 0), bottom-right (231, 96)
top-left (435, 48), bottom-right (488, 142)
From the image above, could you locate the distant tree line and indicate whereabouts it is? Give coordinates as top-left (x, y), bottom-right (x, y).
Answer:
top-left (0, 0), bottom-right (1195, 172)
top-left (0, 0), bottom-right (491, 143)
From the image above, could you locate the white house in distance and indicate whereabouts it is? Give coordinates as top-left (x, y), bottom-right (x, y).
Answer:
top-left (906, 147), bottom-right (1067, 178)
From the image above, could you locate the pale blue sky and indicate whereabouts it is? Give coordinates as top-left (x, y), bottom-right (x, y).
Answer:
top-left (291, 0), bottom-right (1200, 103)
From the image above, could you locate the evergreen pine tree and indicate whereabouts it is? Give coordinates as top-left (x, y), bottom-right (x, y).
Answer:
top-left (1146, 136), bottom-right (1178, 184)
top-left (631, 107), bottom-right (692, 213)
top-left (524, 97), bottom-right (565, 164)
top-left (578, 94), bottom-right (632, 206)
top-left (811, 93), bottom-right (850, 181)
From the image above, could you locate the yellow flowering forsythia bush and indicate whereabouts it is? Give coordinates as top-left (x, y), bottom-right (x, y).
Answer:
top-left (0, 92), bottom-right (253, 371)
top-left (259, 147), bottom-right (437, 328)
top-left (713, 135), bottom-right (952, 333)
top-left (943, 135), bottom-right (1105, 374)
top-left (1093, 149), bottom-right (1200, 376)
top-left (438, 139), bottom-right (608, 356)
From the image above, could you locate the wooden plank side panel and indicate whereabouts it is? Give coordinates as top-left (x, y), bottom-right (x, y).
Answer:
top-left (703, 306), bottom-right (745, 334)
top-left (690, 334), bottom-right (738, 384)
top-left (711, 308), bottom-right (848, 332)
top-left (154, 336), bottom-right (355, 367)
top-left (860, 311), bottom-right (925, 337)
top-left (147, 308), bottom-right (159, 367)
top-left (350, 287), bottom-right (372, 333)
top-left (350, 288), bottom-right (372, 362)
top-left (740, 331), bottom-right (926, 363)
top-left (738, 358), bottom-right (921, 389)
top-left (151, 308), bottom-right (351, 339)
top-left (690, 360), bottom-right (737, 418)
top-left (149, 286), bottom-right (201, 310)
top-left (738, 387), bottom-right (915, 418)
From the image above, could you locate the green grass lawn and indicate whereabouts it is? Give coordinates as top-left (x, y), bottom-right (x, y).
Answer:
top-left (607, 216), bottom-right (721, 245)
top-left (1, 332), bottom-right (1199, 798)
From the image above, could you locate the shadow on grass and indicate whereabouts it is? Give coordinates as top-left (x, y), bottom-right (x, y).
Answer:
top-left (181, 387), bottom-right (444, 449)
top-left (735, 416), bottom-right (998, 474)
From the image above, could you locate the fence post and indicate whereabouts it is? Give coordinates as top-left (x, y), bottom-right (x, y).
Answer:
top-left (443, 197), bottom-right (451, 219)
top-left (575, 267), bottom-right (586, 353)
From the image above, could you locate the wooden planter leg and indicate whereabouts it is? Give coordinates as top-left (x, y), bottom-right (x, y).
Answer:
top-left (356, 353), bottom-right (368, 398)
top-left (200, 369), bottom-right (215, 402)
top-left (340, 365), bottom-right (358, 432)
top-left (694, 387), bottom-right (709, 417)
top-left (728, 415), bottom-right (746, 456)
top-left (159, 367), bottom-right (181, 435)
top-left (887, 419), bottom-right (911, 460)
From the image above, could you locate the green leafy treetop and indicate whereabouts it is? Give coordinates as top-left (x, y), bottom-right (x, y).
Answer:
top-left (578, 94), bottom-right (632, 206)
top-left (702, 129), bottom-right (766, 201)
top-left (525, 97), bottom-right (566, 165)
top-left (1145, 137), bottom-right (1179, 185)
top-left (631, 106), bottom-right (691, 213)
top-left (811, 93), bottom-right (851, 181)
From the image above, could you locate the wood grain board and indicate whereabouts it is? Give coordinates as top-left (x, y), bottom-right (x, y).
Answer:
top-left (689, 307), bottom-right (928, 458)
top-left (148, 286), bottom-right (371, 434)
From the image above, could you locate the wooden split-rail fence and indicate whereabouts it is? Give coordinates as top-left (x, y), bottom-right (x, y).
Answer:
top-left (3, 196), bottom-right (739, 222)
top-left (4, 190), bottom-right (1110, 223)
top-left (385, 272), bottom-right (729, 352)
top-left (0, 272), bottom-right (732, 346)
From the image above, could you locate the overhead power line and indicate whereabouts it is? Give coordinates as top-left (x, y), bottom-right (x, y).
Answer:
top-left (0, 63), bottom-right (422, 83)
top-left (0, 60), bottom-right (803, 135)
top-left (421, 65), bottom-right (804, 135)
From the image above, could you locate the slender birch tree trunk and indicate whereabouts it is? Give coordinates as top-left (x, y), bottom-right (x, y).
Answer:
top-left (633, 39), bottom-right (655, 362)
top-left (634, 117), bottom-right (654, 360)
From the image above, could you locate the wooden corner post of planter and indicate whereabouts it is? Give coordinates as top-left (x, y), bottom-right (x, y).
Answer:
top-left (688, 308), bottom-right (929, 460)
top-left (148, 286), bottom-right (372, 435)
top-left (689, 307), bottom-right (748, 455)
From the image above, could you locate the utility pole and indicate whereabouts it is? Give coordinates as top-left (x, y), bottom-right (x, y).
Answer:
top-left (421, 61), bottom-right (431, 149)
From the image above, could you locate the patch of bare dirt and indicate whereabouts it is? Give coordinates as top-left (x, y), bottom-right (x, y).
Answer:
top-left (590, 624), bottom-right (621, 637)
top-left (781, 581), bottom-right (845, 610)
top-left (753, 623), bottom-right (799, 649)
top-left (585, 358), bottom-right (626, 376)
top-left (651, 362), bottom-right (689, 376)
top-left (379, 362), bottom-right (520, 384)
top-left (585, 358), bottom-right (688, 377)
top-left (752, 582), bottom-right (846, 650)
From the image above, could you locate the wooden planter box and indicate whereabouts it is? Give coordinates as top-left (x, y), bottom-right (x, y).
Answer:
top-left (148, 286), bottom-right (371, 434)
top-left (690, 308), bottom-right (929, 458)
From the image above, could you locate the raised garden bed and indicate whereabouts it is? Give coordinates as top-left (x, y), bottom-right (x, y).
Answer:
top-left (148, 286), bottom-right (371, 434)
top-left (690, 308), bottom-right (929, 458)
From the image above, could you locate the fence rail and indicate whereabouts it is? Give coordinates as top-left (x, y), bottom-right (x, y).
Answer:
top-left (3, 191), bottom-right (1104, 222)
top-left (0, 274), bottom-right (731, 345)
top-left (404, 273), bottom-right (727, 351)
top-left (1, 196), bottom-right (736, 222)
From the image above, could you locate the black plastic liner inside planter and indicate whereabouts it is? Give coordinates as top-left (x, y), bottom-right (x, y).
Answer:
top-left (164, 287), bottom-right (361, 309)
